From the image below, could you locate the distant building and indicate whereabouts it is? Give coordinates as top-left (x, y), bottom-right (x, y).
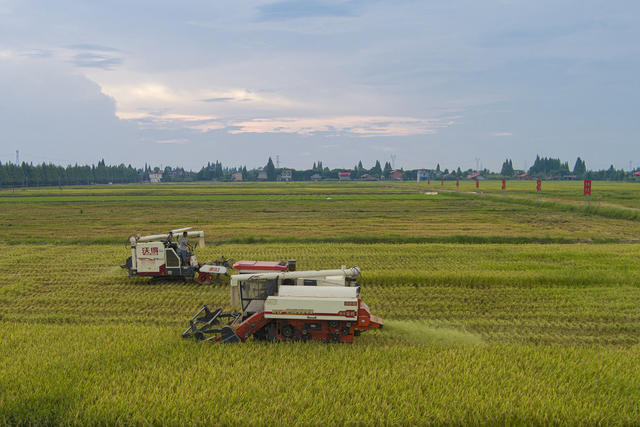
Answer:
top-left (634, 171), bottom-right (640, 176)
top-left (149, 172), bottom-right (163, 183)
top-left (416, 170), bottom-right (429, 182)
top-left (390, 170), bottom-right (403, 181)
top-left (232, 172), bottom-right (243, 182)
top-left (279, 169), bottom-right (293, 182)
top-left (361, 173), bottom-right (378, 181)
top-left (310, 173), bottom-right (322, 181)
top-left (257, 170), bottom-right (268, 181)
top-left (517, 173), bottom-right (532, 180)
top-left (338, 172), bottom-right (351, 181)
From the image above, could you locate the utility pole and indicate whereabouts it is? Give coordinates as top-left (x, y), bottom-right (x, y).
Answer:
top-left (390, 154), bottom-right (397, 169)
top-left (475, 157), bottom-right (480, 172)
top-left (276, 155), bottom-right (280, 168)
top-left (15, 150), bottom-right (19, 165)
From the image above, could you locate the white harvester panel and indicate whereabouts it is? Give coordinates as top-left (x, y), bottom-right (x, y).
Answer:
top-left (279, 286), bottom-right (357, 298)
top-left (295, 276), bottom-right (346, 286)
top-left (135, 242), bottom-right (165, 273)
top-left (199, 265), bottom-right (227, 274)
top-left (264, 286), bottom-right (358, 321)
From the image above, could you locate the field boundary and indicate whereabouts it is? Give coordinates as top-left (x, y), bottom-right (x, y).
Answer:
top-left (446, 191), bottom-right (640, 222)
top-left (1, 235), bottom-right (633, 246)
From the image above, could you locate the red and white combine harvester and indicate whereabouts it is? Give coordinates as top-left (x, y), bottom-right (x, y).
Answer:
top-left (183, 265), bottom-right (383, 343)
top-left (121, 227), bottom-right (231, 283)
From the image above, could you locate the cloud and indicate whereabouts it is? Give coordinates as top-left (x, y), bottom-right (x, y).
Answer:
top-left (491, 132), bottom-right (513, 137)
top-left (202, 97), bottom-right (235, 102)
top-left (21, 48), bottom-right (52, 58)
top-left (256, 0), bottom-right (358, 21)
top-left (68, 43), bottom-right (120, 52)
top-left (118, 111), bottom-right (225, 132)
top-left (228, 116), bottom-right (454, 137)
top-left (0, 59), bottom-right (137, 165)
top-left (66, 44), bottom-right (122, 70)
top-left (155, 138), bottom-right (189, 145)
top-left (70, 52), bottom-right (122, 69)
top-left (117, 110), bottom-right (454, 138)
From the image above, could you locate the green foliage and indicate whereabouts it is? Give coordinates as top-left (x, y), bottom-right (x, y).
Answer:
top-left (265, 157), bottom-right (276, 181)
top-left (573, 157), bottom-right (587, 175)
top-left (529, 155), bottom-right (570, 177)
top-left (383, 161), bottom-right (392, 178)
top-left (0, 161), bottom-right (141, 187)
top-left (500, 158), bottom-right (514, 176)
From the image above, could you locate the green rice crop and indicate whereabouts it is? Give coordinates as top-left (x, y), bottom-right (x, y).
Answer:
top-left (2, 181), bottom-right (640, 424)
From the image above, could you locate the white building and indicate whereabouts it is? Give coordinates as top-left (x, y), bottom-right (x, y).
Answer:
top-left (149, 172), bottom-right (163, 183)
top-left (279, 169), bottom-right (293, 182)
top-left (417, 170), bottom-right (429, 183)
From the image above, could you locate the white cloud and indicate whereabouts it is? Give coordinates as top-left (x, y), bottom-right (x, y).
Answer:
top-left (491, 131), bottom-right (513, 137)
top-left (0, 49), bottom-right (13, 59)
top-left (229, 116), bottom-right (455, 137)
top-left (155, 138), bottom-right (189, 145)
top-left (119, 111), bottom-right (225, 132)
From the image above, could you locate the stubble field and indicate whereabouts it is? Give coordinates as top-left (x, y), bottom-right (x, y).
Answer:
top-left (1, 181), bottom-right (639, 424)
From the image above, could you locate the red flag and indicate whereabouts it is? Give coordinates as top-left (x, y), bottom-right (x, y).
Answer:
top-left (475, 178), bottom-right (479, 188)
top-left (501, 178), bottom-right (506, 190)
top-left (536, 179), bottom-right (541, 192)
top-left (584, 180), bottom-right (591, 196)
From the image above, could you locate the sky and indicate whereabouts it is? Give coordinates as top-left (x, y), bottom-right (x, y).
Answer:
top-left (0, 0), bottom-right (639, 171)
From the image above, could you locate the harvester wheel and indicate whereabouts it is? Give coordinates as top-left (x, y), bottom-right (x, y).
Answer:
top-left (196, 272), bottom-right (213, 285)
top-left (281, 324), bottom-right (294, 339)
top-left (329, 320), bottom-right (339, 329)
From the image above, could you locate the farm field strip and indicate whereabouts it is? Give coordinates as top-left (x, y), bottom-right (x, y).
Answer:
top-left (2, 243), bottom-right (639, 345)
top-left (3, 181), bottom-right (640, 424)
top-left (0, 181), bottom-right (418, 196)
top-left (4, 197), bottom-right (640, 243)
top-left (2, 322), bottom-right (640, 425)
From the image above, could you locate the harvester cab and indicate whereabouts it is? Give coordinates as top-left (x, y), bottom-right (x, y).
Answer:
top-left (121, 227), bottom-right (228, 283)
top-left (183, 265), bottom-right (383, 343)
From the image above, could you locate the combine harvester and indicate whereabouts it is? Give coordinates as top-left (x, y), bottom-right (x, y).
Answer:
top-left (122, 228), bottom-right (383, 343)
top-left (183, 265), bottom-right (383, 343)
top-left (121, 227), bottom-right (231, 284)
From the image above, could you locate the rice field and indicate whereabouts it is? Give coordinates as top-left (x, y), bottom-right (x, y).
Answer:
top-left (1, 181), bottom-right (640, 424)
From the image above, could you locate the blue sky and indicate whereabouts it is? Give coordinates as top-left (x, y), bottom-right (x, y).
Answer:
top-left (0, 0), bottom-right (638, 171)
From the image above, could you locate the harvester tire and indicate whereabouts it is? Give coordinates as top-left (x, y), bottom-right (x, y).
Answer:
top-left (281, 324), bottom-right (294, 339)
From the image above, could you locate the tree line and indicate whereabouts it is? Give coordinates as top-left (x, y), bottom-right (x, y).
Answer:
top-left (499, 155), bottom-right (630, 180)
top-left (1, 155), bottom-right (638, 187)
